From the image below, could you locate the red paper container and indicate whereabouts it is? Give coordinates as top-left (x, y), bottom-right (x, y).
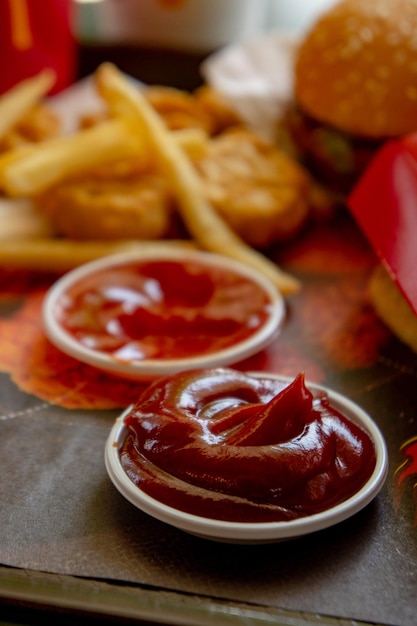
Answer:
top-left (347, 135), bottom-right (417, 316)
top-left (0, 0), bottom-right (76, 95)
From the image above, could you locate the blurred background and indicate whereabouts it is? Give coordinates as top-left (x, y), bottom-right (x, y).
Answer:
top-left (72, 0), bottom-right (340, 88)
top-left (3, 0), bottom-right (339, 93)
top-left (74, 0), bottom-right (339, 48)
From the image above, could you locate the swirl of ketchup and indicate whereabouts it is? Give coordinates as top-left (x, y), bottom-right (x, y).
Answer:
top-left (120, 368), bottom-right (377, 522)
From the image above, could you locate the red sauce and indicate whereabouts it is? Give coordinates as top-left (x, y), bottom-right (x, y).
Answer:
top-left (56, 260), bottom-right (272, 361)
top-left (120, 368), bottom-right (377, 522)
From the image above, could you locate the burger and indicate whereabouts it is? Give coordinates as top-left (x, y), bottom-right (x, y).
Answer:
top-left (281, 0), bottom-right (417, 352)
top-left (281, 0), bottom-right (417, 195)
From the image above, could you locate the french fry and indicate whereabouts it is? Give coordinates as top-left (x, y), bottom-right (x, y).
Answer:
top-left (96, 63), bottom-right (300, 295)
top-left (0, 199), bottom-right (52, 239)
top-left (0, 239), bottom-right (195, 273)
top-left (0, 121), bottom-right (208, 197)
top-left (0, 70), bottom-right (56, 141)
top-left (0, 118), bottom-right (142, 196)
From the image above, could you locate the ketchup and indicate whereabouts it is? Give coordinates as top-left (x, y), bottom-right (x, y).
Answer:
top-left (120, 368), bottom-right (377, 522)
top-left (56, 259), bottom-right (272, 361)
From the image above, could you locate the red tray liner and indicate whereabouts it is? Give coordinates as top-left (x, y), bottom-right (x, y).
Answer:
top-left (347, 135), bottom-right (417, 316)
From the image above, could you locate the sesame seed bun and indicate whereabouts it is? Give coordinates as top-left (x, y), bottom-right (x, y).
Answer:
top-left (294, 0), bottom-right (417, 139)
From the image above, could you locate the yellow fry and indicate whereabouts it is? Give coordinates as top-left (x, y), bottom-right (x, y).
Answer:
top-left (96, 63), bottom-right (300, 295)
top-left (0, 121), bottom-right (208, 197)
top-left (173, 126), bottom-right (208, 159)
top-left (0, 143), bottom-right (37, 178)
top-left (0, 69), bottom-right (56, 141)
top-left (0, 118), bottom-right (142, 196)
top-left (0, 199), bottom-right (52, 239)
top-left (0, 239), bottom-right (195, 273)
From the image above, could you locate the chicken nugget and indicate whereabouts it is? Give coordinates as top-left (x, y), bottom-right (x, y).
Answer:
top-left (144, 85), bottom-right (216, 134)
top-left (194, 85), bottom-right (243, 135)
top-left (193, 128), bottom-right (311, 248)
top-left (35, 172), bottom-right (175, 241)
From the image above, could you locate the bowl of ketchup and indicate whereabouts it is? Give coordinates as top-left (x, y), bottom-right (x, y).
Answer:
top-left (42, 246), bottom-right (285, 380)
top-left (105, 368), bottom-right (388, 543)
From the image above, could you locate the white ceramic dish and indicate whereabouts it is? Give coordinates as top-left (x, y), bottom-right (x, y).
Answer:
top-left (105, 374), bottom-right (388, 543)
top-left (43, 247), bottom-right (285, 380)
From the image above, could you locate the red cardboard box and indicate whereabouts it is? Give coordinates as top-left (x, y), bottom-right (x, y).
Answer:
top-left (0, 0), bottom-right (76, 94)
top-left (348, 135), bottom-right (417, 316)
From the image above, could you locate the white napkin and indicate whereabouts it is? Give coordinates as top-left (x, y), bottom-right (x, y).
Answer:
top-left (201, 32), bottom-right (299, 142)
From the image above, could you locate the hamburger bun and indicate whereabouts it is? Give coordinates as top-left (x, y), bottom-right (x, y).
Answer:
top-left (294, 0), bottom-right (417, 139)
top-left (282, 0), bottom-right (417, 194)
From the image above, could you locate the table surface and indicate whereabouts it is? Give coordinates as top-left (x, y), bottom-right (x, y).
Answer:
top-left (1, 44), bottom-right (417, 626)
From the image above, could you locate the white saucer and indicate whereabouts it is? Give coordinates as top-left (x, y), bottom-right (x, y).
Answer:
top-left (43, 247), bottom-right (285, 380)
top-left (105, 375), bottom-right (388, 543)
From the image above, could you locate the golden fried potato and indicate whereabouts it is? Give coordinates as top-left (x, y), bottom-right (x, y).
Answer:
top-left (0, 238), bottom-right (195, 272)
top-left (0, 103), bottom-right (61, 153)
top-left (193, 128), bottom-right (311, 248)
top-left (0, 119), bottom-right (144, 196)
top-left (0, 70), bottom-right (55, 137)
top-left (0, 70), bottom-right (59, 153)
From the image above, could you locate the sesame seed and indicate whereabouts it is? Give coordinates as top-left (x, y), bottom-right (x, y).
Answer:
top-left (406, 86), bottom-right (417, 101)
top-left (399, 20), bottom-right (413, 36)
top-left (346, 16), bottom-right (360, 31)
top-left (375, 4), bottom-right (390, 20)
top-left (359, 27), bottom-right (374, 42)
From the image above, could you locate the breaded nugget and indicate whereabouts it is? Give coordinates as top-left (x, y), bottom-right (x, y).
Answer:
top-left (35, 170), bottom-right (175, 241)
top-left (144, 85), bottom-right (216, 134)
top-left (81, 84), bottom-right (241, 137)
top-left (194, 85), bottom-right (243, 135)
top-left (37, 127), bottom-right (311, 248)
top-left (32, 83), bottom-right (310, 250)
top-left (193, 128), bottom-right (311, 248)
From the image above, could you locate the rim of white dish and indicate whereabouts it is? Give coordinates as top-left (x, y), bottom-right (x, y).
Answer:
top-left (42, 248), bottom-right (285, 380)
top-left (104, 374), bottom-right (388, 543)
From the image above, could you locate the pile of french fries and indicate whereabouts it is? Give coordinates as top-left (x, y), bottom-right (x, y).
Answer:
top-left (0, 64), bottom-right (300, 295)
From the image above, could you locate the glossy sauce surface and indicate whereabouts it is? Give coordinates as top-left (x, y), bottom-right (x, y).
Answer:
top-left (55, 260), bottom-right (272, 361)
top-left (120, 368), bottom-right (377, 522)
